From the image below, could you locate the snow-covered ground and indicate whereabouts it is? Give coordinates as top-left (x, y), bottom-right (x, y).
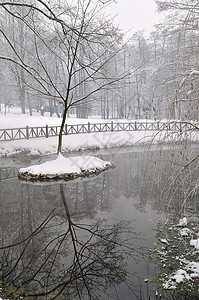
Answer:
top-left (0, 130), bottom-right (157, 157)
top-left (0, 111), bottom-right (92, 129)
top-left (0, 107), bottom-right (155, 128)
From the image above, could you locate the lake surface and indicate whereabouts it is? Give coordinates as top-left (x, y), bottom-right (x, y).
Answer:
top-left (0, 144), bottom-right (198, 299)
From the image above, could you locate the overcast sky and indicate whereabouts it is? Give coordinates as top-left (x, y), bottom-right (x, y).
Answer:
top-left (106, 0), bottom-right (161, 37)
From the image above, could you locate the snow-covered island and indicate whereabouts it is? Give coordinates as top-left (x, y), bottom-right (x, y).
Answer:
top-left (18, 154), bottom-right (115, 181)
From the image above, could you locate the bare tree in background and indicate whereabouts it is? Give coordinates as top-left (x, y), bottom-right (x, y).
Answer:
top-left (154, 0), bottom-right (199, 120)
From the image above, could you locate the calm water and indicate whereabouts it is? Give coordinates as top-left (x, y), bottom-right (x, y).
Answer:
top-left (0, 145), bottom-right (198, 299)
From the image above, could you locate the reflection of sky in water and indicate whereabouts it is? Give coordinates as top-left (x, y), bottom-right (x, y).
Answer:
top-left (0, 147), bottom-right (197, 299)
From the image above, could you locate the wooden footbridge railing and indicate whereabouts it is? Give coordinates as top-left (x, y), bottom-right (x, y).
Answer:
top-left (0, 121), bottom-right (197, 142)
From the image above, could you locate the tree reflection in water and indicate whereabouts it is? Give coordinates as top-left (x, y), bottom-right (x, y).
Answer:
top-left (0, 182), bottom-right (146, 299)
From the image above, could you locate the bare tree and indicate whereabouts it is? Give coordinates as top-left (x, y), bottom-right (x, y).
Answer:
top-left (0, 0), bottom-right (128, 153)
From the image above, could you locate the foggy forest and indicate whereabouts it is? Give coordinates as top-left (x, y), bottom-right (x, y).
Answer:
top-left (0, 0), bottom-right (198, 122)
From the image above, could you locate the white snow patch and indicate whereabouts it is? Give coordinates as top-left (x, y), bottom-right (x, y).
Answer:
top-left (163, 266), bottom-right (196, 290)
top-left (172, 269), bottom-right (191, 283)
top-left (187, 262), bottom-right (199, 278)
top-left (180, 228), bottom-right (192, 236)
top-left (0, 113), bottom-right (153, 129)
top-left (190, 238), bottom-right (199, 250)
top-left (160, 238), bottom-right (169, 244)
top-left (178, 217), bottom-right (187, 227)
top-left (163, 280), bottom-right (177, 290)
top-left (187, 89), bottom-right (194, 96)
top-left (179, 77), bottom-right (186, 87)
top-left (19, 154), bottom-right (112, 176)
top-left (190, 70), bottom-right (199, 76)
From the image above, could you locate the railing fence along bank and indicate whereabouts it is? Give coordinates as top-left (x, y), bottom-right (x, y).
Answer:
top-left (0, 121), bottom-right (197, 142)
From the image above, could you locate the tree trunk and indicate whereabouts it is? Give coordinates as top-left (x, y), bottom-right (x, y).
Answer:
top-left (19, 69), bottom-right (26, 114)
top-left (57, 104), bottom-right (67, 154)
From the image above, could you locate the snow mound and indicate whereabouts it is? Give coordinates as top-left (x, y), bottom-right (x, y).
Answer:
top-left (178, 217), bottom-right (187, 226)
top-left (190, 238), bottom-right (199, 250)
top-left (18, 154), bottom-right (115, 181)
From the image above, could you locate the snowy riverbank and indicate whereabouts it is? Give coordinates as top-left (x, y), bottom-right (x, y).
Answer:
top-left (0, 130), bottom-right (159, 157)
top-left (0, 113), bottom-right (160, 157)
top-left (0, 112), bottom-right (198, 158)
